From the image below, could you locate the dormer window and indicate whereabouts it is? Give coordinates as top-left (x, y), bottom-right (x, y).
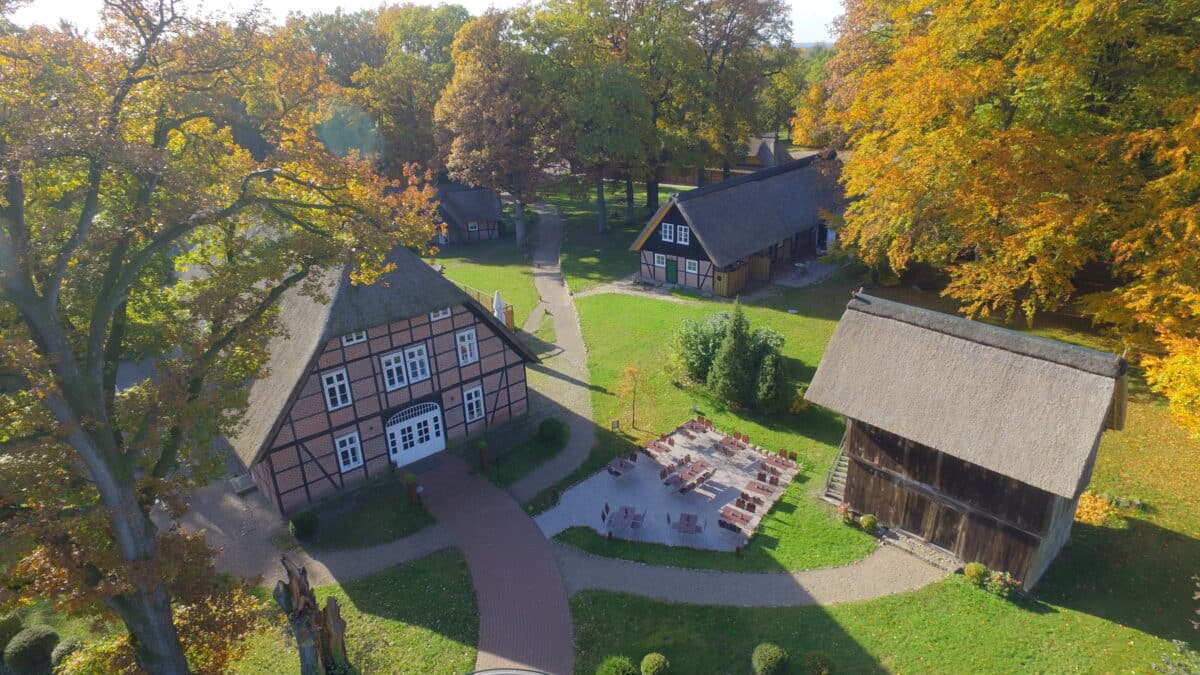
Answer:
top-left (341, 331), bottom-right (368, 347)
top-left (661, 223), bottom-right (675, 242)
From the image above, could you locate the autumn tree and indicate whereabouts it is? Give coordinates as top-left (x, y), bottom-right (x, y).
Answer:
top-left (0, 2), bottom-right (439, 672)
top-left (298, 8), bottom-right (388, 88)
top-left (615, 365), bottom-right (652, 429)
top-left (435, 10), bottom-right (545, 246)
top-left (354, 4), bottom-right (470, 174)
top-left (826, 0), bottom-right (1200, 433)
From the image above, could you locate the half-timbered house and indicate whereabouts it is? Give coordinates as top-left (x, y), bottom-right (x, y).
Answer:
top-left (805, 294), bottom-right (1127, 589)
top-left (437, 183), bottom-right (503, 244)
top-left (228, 246), bottom-right (538, 515)
top-left (629, 154), bottom-right (841, 297)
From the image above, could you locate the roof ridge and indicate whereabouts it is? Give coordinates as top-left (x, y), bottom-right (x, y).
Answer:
top-left (674, 154), bottom-right (825, 203)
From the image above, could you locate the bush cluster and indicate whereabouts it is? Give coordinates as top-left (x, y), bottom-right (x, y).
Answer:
top-left (963, 561), bottom-right (988, 586)
top-left (537, 417), bottom-right (568, 445)
top-left (289, 510), bottom-right (319, 541)
top-left (51, 637), bottom-right (83, 667)
top-left (805, 650), bottom-right (833, 675)
top-left (962, 561), bottom-right (1022, 599)
top-left (640, 652), bottom-right (670, 675)
top-left (677, 301), bottom-right (794, 411)
top-left (3, 625), bottom-right (59, 675)
top-left (0, 613), bottom-right (22, 654)
top-left (596, 654), bottom-right (639, 675)
top-left (752, 642), bottom-right (788, 675)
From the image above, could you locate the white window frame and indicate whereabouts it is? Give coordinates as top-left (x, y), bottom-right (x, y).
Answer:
top-left (685, 259), bottom-right (699, 274)
top-left (677, 226), bottom-right (690, 245)
top-left (456, 328), bottom-right (479, 366)
top-left (341, 331), bottom-right (368, 347)
top-left (654, 253), bottom-right (667, 268)
top-left (467, 220), bottom-right (480, 232)
top-left (321, 369), bottom-right (353, 411)
top-left (380, 351), bottom-right (407, 391)
top-left (404, 344), bottom-right (431, 383)
top-left (430, 307), bottom-right (452, 322)
top-left (661, 223), bottom-right (675, 242)
top-left (335, 431), bottom-right (364, 472)
top-left (464, 385), bottom-right (485, 422)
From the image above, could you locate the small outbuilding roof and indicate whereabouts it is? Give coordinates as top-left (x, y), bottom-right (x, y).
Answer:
top-left (227, 246), bottom-right (537, 468)
top-left (438, 184), bottom-right (503, 233)
top-left (745, 134), bottom-right (788, 167)
top-left (630, 154), bottom-right (842, 267)
top-left (805, 294), bottom-right (1126, 498)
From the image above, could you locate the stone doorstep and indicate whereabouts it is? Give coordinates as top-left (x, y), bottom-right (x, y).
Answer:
top-left (228, 472), bottom-right (257, 496)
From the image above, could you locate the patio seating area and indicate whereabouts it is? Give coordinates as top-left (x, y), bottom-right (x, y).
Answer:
top-left (537, 417), bottom-right (803, 550)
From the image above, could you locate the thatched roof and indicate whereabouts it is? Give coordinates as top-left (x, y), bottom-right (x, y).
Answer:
top-left (227, 246), bottom-right (537, 468)
top-left (438, 184), bottom-right (502, 233)
top-left (805, 294), bottom-right (1126, 498)
top-left (745, 134), bottom-right (787, 167)
top-left (630, 154), bottom-right (843, 267)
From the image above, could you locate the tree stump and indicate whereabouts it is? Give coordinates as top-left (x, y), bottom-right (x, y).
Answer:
top-left (274, 557), bottom-right (351, 675)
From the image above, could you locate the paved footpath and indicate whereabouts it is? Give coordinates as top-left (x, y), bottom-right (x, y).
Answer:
top-left (554, 542), bottom-right (946, 607)
top-left (422, 456), bottom-right (575, 675)
top-left (509, 204), bottom-right (596, 503)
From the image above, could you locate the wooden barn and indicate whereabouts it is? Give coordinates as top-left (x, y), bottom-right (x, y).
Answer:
top-left (228, 246), bottom-right (538, 515)
top-left (805, 294), bottom-right (1127, 589)
top-left (436, 183), bottom-right (503, 244)
top-left (629, 154), bottom-right (841, 297)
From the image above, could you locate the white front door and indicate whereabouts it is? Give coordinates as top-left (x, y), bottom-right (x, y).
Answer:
top-left (385, 403), bottom-right (446, 467)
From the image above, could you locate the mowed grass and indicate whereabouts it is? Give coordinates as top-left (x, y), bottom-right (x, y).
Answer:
top-left (541, 180), bottom-right (680, 294)
top-left (568, 281), bottom-right (1199, 672)
top-left (236, 549), bottom-right (477, 674)
top-left (481, 418), bottom-right (570, 488)
top-left (304, 478), bottom-right (435, 552)
top-left (555, 480), bottom-right (876, 572)
top-left (431, 238), bottom-right (539, 327)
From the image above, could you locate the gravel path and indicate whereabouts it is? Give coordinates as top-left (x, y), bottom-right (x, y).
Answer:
top-left (508, 203), bottom-right (597, 504)
top-left (554, 542), bottom-right (947, 606)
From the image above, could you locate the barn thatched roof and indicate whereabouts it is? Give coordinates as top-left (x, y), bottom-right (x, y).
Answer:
top-left (227, 246), bottom-right (537, 468)
top-left (630, 154), bottom-right (843, 267)
top-left (438, 184), bottom-right (502, 233)
top-left (805, 294), bottom-right (1126, 498)
top-left (745, 134), bottom-right (787, 167)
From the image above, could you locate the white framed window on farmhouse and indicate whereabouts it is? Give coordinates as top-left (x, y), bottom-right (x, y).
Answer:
top-left (321, 369), bottom-right (352, 411)
top-left (380, 351), bottom-right (407, 391)
top-left (677, 226), bottom-right (690, 245)
top-left (430, 307), bottom-right (452, 322)
top-left (404, 344), bottom-right (431, 383)
top-left (654, 253), bottom-right (667, 268)
top-left (661, 223), bottom-right (675, 242)
top-left (467, 220), bottom-right (480, 232)
top-left (335, 431), bottom-right (363, 472)
top-left (341, 331), bottom-right (368, 347)
top-left (464, 385), bottom-right (485, 422)
top-left (685, 259), bottom-right (699, 274)
top-left (456, 328), bottom-right (479, 366)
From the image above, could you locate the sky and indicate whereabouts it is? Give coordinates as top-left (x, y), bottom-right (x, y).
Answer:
top-left (10, 0), bottom-right (843, 44)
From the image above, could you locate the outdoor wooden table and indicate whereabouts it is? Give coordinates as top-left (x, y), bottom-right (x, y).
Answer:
top-left (746, 480), bottom-right (776, 498)
top-left (720, 505), bottom-right (754, 531)
top-left (677, 512), bottom-right (699, 534)
top-left (609, 457), bottom-right (635, 475)
top-left (608, 505), bottom-right (638, 530)
top-left (678, 460), bottom-right (710, 483)
top-left (763, 455), bottom-right (793, 471)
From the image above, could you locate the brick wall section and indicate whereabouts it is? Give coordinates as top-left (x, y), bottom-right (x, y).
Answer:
top-left (256, 302), bottom-right (529, 514)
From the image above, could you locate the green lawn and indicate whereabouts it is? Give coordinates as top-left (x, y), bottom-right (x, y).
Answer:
top-left (541, 180), bottom-right (680, 294)
top-left (480, 417), bottom-right (570, 488)
top-left (236, 548), bottom-right (477, 674)
top-left (431, 238), bottom-right (539, 327)
top-left (566, 279), bottom-right (1200, 672)
top-left (303, 477), bottom-right (435, 552)
top-left (554, 480), bottom-right (876, 572)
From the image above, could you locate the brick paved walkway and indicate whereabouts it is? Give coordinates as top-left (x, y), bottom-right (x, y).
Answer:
top-left (553, 542), bottom-right (947, 606)
top-left (509, 204), bottom-right (596, 504)
top-left (423, 455), bottom-right (575, 675)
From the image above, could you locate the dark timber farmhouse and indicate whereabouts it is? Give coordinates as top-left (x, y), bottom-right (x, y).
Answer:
top-left (629, 154), bottom-right (841, 297)
top-left (228, 246), bottom-right (537, 514)
top-left (806, 294), bottom-right (1127, 589)
top-left (436, 183), bottom-right (503, 244)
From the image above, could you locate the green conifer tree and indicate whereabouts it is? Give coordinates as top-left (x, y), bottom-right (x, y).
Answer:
top-left (707, 299), bottom-right (755, 407)
top-left (755, 349), bottom-right (791, 412)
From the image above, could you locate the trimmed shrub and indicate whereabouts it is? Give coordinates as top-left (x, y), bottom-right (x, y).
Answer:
top-left (859, 513), bottom-right (879, 534)
top-left (963, 562), bottom-right (988, 586)
top-left (752, 642), bottom-right (788, 675)
top-left (596, 654), bottom-right (639, 675)
top-left (0, 613), bottom-right (22, 653)
top-left (537, 418), bottom-right (568, 445)
top-left (984, 570), bottom-right (1022, 599)
top-left (805, 650), bottom-right (833, 675)
top-left (676, 311), bottom-right (730, 382)
top-left (641, 652), bottom-right (670, 675)
top-left (51, 637), bottom-right (82, 667)
top-left (288, 510), bottom-right (318, 541)
top-left (3, 625), bottom-right (58, 675)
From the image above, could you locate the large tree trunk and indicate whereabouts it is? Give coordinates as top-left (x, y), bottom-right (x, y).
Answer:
top-left (646, 169), bottom-right (660, 212)
top-left (595, 171), bottom-right (608, 233)
top-left (625, 175), bottom-right (635, 225)
top-left (106, 582), bottom-right (191, 674)
top-left (696, 167), bottom-right (707, 187)
top-left (722, 161), bottom-right (731, 181)
top-left (510, 175), bottom-right (527, 246)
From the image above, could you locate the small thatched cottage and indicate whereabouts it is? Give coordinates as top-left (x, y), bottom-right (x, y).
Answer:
top-left (629, 154), bottom-right (841, 297)
top-left (228, 246), bottom-right (537, 514)
top-left (805, 294), bottom-right (1127, 589)
top-left (742, 133), bottom-right (789, 169)
top-left (436, 184), bottom-right (503, 244)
